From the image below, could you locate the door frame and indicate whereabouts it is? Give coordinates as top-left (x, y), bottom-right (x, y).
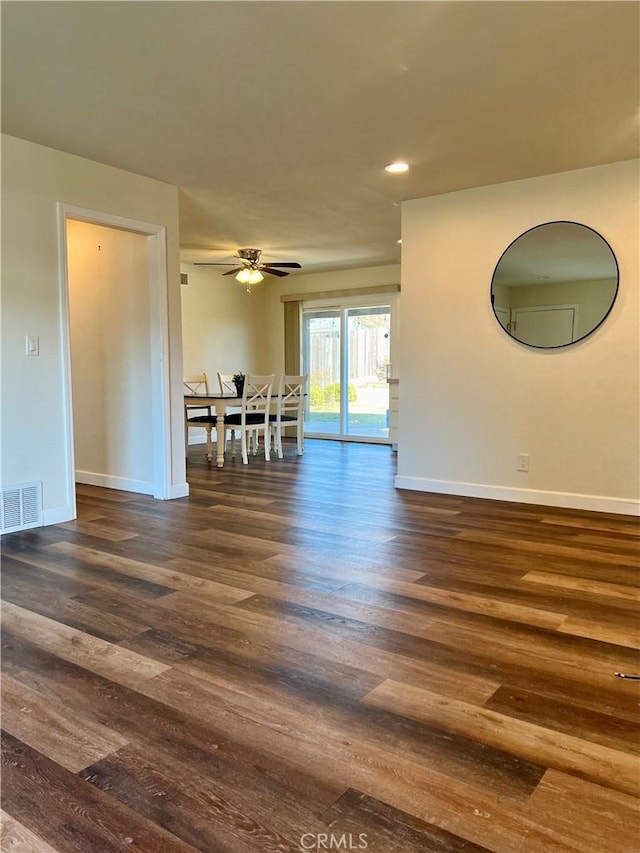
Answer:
top-left (511, 302), bottom-right (578, 345)
top-left (57, 202), bottom-right (172, 516)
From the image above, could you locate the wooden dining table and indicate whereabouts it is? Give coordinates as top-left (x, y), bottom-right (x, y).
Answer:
top-left (184, 392), bottom-right (241, 467)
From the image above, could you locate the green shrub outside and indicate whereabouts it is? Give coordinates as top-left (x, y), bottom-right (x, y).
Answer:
top-left (310, 383), bottom-right (357, 406)
top-left (325, 383), bottom-right (340, 403)
top-left (309, 386), bottom-right (324, 406)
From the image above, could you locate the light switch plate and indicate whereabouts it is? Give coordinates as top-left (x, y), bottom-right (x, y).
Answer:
top-left (26, 334), bottom-right (39, 356)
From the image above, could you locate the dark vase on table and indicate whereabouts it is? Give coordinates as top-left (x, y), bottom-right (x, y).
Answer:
top-left (234, 378), bottom-right (244, 397)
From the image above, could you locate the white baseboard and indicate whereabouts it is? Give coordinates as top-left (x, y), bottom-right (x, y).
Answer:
top-left (75, 471), bottom-right (188, 501)
top-left (75, 470), bottom-right (154, 496)
top-left (187, 435), bottom-right (208, 446)
top-left (188, 429), bottom-right (231, 446)
top-left (168, 482), bottom-right (189, 499)
top-left (394, 475), bottom-right (640, 516)
top-left (42, 505), bottom-right (76, 526)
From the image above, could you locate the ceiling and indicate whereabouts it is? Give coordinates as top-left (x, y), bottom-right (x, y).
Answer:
top-left (2, 1), bottom-right (638, 274)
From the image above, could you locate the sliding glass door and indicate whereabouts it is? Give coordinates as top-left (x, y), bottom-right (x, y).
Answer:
top-left (303, 300), bottom-right (393, 442)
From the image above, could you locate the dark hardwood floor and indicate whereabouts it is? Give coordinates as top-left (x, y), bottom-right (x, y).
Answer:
top-left (1, 439), bottom-right (639, 852)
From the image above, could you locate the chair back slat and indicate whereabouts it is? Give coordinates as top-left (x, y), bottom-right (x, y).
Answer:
top-left (277, 374), bottom-right (308, 418)
top-left (217, 372), bottom-right (237, 394)
top-left (184, 373), bottom-right (209, 395)
top-left (242, 375), bottom-right (274, 417)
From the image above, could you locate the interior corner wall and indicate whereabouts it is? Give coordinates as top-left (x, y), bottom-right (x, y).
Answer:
top-left (397, 159), bottom-right (640, 515)
top-left (0, 134), bottom-right (186, 524)
top-left (180, 264), bottom-right (268, 379)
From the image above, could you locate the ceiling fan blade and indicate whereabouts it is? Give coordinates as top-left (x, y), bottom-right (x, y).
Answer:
top-left (222, 267), bottom-right (244, 276)
top-left (194, 262), bottom-right (240, 266)
top-left (262, 267), bottom-right (289, 277)
top-left (261, 262), bottom-right (302, 269)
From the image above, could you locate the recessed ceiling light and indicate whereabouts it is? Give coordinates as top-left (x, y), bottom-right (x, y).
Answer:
top-left (385, 161), bottom-right (410, 174)
top-left (397, 239), bottom-right (402, 244)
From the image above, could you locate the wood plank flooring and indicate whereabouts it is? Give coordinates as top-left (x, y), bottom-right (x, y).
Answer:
top-left (1, 439), bottom-right (639, 852)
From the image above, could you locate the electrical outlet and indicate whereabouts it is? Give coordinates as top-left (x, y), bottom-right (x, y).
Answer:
top-left (517, 453), bottom-right (529, 472)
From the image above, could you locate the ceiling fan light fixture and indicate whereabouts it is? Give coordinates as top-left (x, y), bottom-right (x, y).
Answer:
top-left (235, 267), bottom-right (264, 292)
top-left (247, 269), bottom-right (264, 284)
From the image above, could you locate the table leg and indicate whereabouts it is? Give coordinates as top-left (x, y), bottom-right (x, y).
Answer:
top-left (215, 412), bottom-right (226, 468)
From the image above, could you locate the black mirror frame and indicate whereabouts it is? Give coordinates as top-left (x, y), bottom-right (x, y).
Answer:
top-left (490, 220), bottom-right (619, 350)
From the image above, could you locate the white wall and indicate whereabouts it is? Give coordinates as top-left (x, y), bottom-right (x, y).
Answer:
top-left (398, 159), bottom-right (639, 514)
top-left (180, 263), bottom-right (267, 377)
top-left (1, 135), bottom-right (186, 523)
top-left (180, 264), bottom-right (270, 445)
top-left (68, 220), bottom-right (154, 490)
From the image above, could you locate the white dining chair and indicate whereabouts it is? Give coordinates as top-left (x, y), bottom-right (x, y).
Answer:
top-left (270, 374), bottom-right (308, 458)
top-left (223, 374), bottom-right (275, 464)
top-left (183, 373), bottom-right (219, 461)
top-left (217, 371), bottom-right (244, 449)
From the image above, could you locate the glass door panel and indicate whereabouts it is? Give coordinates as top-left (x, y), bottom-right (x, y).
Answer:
top-left (303, 309), bottom-right (341, 436)
top-left (346, 306), bottom-right (390, 439)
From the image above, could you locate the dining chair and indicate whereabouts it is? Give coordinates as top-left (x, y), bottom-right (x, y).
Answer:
top-left (183, 373), bottom-right (220, 462)
top-left (219, 370), bottom-right (267, 454)
top-left (217, 371), bottom-right (243, 449)
top-left (224, 374), bottom-right (275, 464)
top-left (270, 374), bottom-right (308, 458)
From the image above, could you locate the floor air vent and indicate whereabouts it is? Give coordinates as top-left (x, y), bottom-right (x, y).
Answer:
top-left (1, 482), bottom-right (43, 533)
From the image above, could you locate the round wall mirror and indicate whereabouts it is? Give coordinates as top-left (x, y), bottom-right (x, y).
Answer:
top-left (491, 221), bottom-right (619, 349)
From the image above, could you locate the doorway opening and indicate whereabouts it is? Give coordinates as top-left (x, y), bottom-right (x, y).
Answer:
top-left (59, 204), bottom-right (172, 519)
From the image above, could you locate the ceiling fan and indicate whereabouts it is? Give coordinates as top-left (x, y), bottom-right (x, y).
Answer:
top-left (194, 248), bottom-right (301, 291)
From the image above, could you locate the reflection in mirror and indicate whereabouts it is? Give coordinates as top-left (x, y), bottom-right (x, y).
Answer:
top-left (491, 221), bottom-right (619, 348)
